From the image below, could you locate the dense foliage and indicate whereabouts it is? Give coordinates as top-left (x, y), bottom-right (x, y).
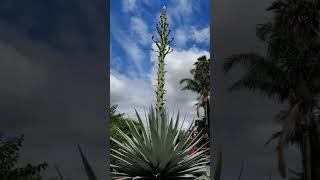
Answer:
top-left (0, 135), bottom-right (47, 180)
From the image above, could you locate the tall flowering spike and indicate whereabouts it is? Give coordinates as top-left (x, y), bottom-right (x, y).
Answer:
top-left (152, 6), bottom-right (173, 115)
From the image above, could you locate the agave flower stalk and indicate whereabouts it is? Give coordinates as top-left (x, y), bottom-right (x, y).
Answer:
top-left (110, 107), bottom-right (209, 179)
top-left (152, 6), bottom-right (174, 115)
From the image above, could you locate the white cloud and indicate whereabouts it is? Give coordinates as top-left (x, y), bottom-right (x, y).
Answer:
top-left (122, 0), bottom-right (137, 12)
top-left (125, 41), bottom-right (144, 63)
top-left (191, 26), bottom-right (210, 44)
top-left (110, 74), bottom-right (125, 101)
top-left (131, 16), bottom-right (151, 46)
top-left (170, 0), bottom-right (193, 24)
top-left (110, 17), bottom-right (145, 73)
top-left (142, 0), bottom-right (152, 6)
top-left (110, 71), bottom-right (153, 115)
top-left (170, 25), bottom-right (210, 47)
top-left (174, 28), bottom-right (188, 47)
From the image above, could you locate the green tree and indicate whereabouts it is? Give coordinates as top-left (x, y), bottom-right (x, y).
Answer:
top-left (180, 56), bottom-right (210, 136)
top-left (0, 135), bottom-right (47, 180)
top-left (109, 104), bottom-right (142, 168)
top-left (223, 0), bottom-right (320, 179)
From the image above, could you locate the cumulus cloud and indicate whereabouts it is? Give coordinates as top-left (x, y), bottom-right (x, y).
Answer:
top-left (191, 26), bottom-right (210, 44)
top-left (142, 0), bottom-right (153, 6)
top-left (122, 0), bottom-right (137, 12)
top-left (110, 71), bottom-right (153, 113)
top-left (171, 26), bottom-right (210, 47)
top-left (125, 42), bottom-right (144, 63)
top-left (170, 0), bottom-right (193, 23)
top-left (174, 28), bottom-right (188, 47)
top-left (131, 16), bottom-right (151, 46)
top-left (110, 18), bottom-right (145, 73)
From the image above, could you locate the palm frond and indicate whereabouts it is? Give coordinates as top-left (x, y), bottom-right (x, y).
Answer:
top-left (224, 53), bottom-right (291, 102)
top-left (265, 131), bottom-right (282, 146)
top-left (180, 79), bottom-right (200, 92)
top-left (223, 53), bottom-right (267, 72)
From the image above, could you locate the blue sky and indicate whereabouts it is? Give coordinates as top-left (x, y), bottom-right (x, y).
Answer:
top-left (110, 0), bottom-right (210, 127)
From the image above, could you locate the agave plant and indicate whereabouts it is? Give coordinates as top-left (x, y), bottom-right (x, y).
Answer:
top-left (110, 107), bottom-right (210, 179)
top-left (195, 166), bottom-right (210, 180)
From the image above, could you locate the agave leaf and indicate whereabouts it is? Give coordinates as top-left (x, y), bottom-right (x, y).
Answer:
top-left (213, 151), bottom-right (222, 180)
top-left (54, 165), bottom-right (64, 180)
top-left (77, 145), bottom-right (98, 180)
top-left (195, 166), bottom-right (210, 180)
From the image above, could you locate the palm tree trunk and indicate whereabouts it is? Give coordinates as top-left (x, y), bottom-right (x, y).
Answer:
top-left (202, 101), bottom-right (210, 137)
top-left (203, 104), bottom-right (208, 134)
top-left (203, 105), bottom-right (207, 125)
top-left (206, 101), bottom-right (210, 137)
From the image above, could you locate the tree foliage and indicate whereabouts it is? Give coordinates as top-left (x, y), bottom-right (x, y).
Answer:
top-left (0, 135), bottom-right (47, 180)
top-left (180, 55), bottom-right (210, 136)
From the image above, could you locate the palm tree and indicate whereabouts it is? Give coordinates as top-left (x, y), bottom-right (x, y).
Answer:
top-left (180, 56), bottom-right (210, 132)
top-left (223, 0), bottom-right (320, 179)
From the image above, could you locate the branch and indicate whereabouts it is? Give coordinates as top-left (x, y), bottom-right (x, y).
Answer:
top-left (151, 48), bottom-right (160, 54)
top-left (156, 24), bottom-right (161, 35)
top-left (165, 47), bottom-right (173, 55)
top-left (165, 30), bottom-right (171, 39)
top-left (152, 36), bottom-right (160, 43)
top-left (168, 37), bottom-right (174, 45)
top-left (152, 36), bottom-right (161, 49)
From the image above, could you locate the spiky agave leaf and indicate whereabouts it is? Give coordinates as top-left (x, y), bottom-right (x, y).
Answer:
top-left (110, 106), bottom-right (209, 179)
top-left (78, 145), bottom-right (98, 180)
top-left (213, 151), bottom-right (222, 180)
top-left (54, 165), bottom-right (64, 180)
top-left (195, 166), bottom-right (210, 180)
